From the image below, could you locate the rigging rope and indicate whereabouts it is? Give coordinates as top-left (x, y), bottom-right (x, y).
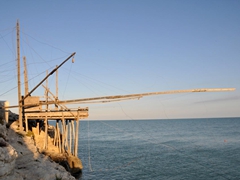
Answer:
top-left (62, 61), bottom-right (73, 99)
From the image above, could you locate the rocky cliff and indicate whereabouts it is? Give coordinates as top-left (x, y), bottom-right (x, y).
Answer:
top-left (0, 113), bottom-right (76, 180)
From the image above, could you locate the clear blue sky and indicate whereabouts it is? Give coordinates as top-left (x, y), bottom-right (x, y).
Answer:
top-left (1, 0), bottom-right (239, 120)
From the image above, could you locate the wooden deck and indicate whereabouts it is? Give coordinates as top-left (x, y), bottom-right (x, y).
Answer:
top-left (24, 108), bottom-right (88, 120)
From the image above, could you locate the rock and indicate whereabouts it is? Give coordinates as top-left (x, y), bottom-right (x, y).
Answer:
top-left (0, 120), bottom-right (7, 140)
top-left (8, 111), bottom-right (18, 122)
top-left (0, 143), bottom-right (18, 177)
top-left (0, 117), bottom-right (76, 180)
top-left (67, 155), bottom-right (83, 178)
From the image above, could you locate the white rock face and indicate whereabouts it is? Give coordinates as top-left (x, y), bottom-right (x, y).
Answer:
top-left (0, 118), bottom-right (75, 180)
top-left (0, 118), bottom-right (17, 179)
top-left (0, 120), bottom-right (7, 139)
top-left (0, 143), bottom-right (18, 177)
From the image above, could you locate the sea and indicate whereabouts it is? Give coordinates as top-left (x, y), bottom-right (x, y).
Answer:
top-left (76, 118), bottom-right (240, 180)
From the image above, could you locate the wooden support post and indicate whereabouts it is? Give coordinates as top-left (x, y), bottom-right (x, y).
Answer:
top-left (25, 116), bottom-right (28, 132)
top-left (69, 120), bottom-right (72, 155)
top-left (74, 111), bottom-right (80, 157)
top-left (61, 115), bottom-right (66, 153)
top-left (53, 126), bottom-right (56, 145)
top-left (16, 20), bottom-right (23, 131)
top-left (21, 95), bottom-right (25, 132)
top-left (56, 120), bottom-right (61, 153)
top-left (65, 120), bottom-right (69, 153)
top-left (71, 120), bottom-right (75, 155)
top-left (53, 125), bottom-right (57, 146)
top-left (44, 116), bottom-right (48, 149)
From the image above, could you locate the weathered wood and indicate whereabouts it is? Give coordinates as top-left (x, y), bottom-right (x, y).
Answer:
top-left (74, 112), bottom-right (80, 157)
top-left (7, 88), bottom-right (234, 109)
top-left (23, 56), bottom-right (29, 96)
top-left (65, 120), bottom-right (70, 154)
top-left (45, 70), bottom-right (49, 112)
top-left (25, 116), bottom-right (28, 132)
top-left (61, 117), bottom-right (65, 153)
top-left (56, 120), bottom-right (61, 153)
top-left (56, 65), bottom-right (58, 110)
top-left (69, 120), bottom-right (72, 154)
top-left (70, 120), bottom-right (75, 155)
top-left (25, 110), bottom-right (88, 120)
top-left (16, 20), bottom-right (23, 131)
top-left (22, 52), bottom-right (76, 102)
top-left (53, 126), bottom-right (57, 146)
top-left (44, 116), bottom-right (48, 149)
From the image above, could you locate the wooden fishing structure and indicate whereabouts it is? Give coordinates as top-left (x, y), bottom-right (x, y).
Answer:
top-left (1, 21), bottom-right (236, 175)
top-left (12, 20), bottom-right (89, 159)
top-left (21, 54), bottom-right (89, 156)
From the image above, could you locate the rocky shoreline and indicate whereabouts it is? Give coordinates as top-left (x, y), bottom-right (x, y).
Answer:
top-left (0, 113), bottom-right (76, 180)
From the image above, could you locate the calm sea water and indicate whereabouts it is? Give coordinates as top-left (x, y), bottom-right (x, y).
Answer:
top-left (76, 118), bottom-right (240, 180)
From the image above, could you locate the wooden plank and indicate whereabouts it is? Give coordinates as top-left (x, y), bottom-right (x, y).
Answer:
top-left (25, 110), bottom-right (88, 120)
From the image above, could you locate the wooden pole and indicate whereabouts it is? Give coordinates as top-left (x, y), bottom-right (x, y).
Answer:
top-left (61, 115), bottom-right (66, 152)
top-left (69, 120), bottom-right (72, 155)
top-left (22, 52), bottom-right (76, 101)
top-left (65, 120), bottom-right (69, 153)
top-left (25, 115), bottom-right (28, 132)
top-left (16, 20), bottom-right (23, 131)
top-left (56, 120), bottom-right (61, 153)
top-left (53, 125), bottom-right (57, 146)
top-left (71, 120), bottom-right (75, 155)
top-left (44, 116), bottom-right (48, 149)
top-left (45, 70), bottom-right (48, 111)
top-left (55, 66), bottom-right (58, 110)
top-left (74, 111), bottom-right (80, 157)
top-left (23, 56), bottom-right (29, 96)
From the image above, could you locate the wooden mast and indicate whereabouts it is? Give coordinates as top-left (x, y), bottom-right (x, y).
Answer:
top-left (17, 20), bottom-right (23, 131)
top-left (55, 66), bottom-right (58, 110)
top-left (23, 56), bottom-right (29, 96)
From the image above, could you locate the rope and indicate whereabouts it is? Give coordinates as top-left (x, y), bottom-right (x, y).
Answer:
top-left (62, 61), bottom-right (73, 99)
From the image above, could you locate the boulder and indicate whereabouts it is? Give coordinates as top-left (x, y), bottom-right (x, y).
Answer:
top-left (0, 142), bottom-right (18, 177)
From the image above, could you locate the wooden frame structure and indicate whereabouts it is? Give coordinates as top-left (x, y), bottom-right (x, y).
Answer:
top-left (21, 57), bottom-right (89, 157)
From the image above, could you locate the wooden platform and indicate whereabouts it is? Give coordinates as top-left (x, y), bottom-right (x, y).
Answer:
top-left (24, 108), bottom-right (88, 120)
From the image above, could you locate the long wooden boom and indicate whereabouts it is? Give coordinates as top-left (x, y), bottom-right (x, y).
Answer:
top-left (4, 88), bottom-right (235, 109)
top-left (53, 88), bottom-right (236, 104)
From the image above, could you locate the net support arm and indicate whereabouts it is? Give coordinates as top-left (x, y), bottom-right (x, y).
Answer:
top-left (3, 88), bottom-right (235, 109)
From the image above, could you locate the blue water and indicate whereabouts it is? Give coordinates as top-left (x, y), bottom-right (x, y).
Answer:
top-left (77, 118), bottom-right (240, 180)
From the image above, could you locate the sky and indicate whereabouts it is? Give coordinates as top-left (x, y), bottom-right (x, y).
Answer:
top-left (0, 0), bottom-right (240, 120)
